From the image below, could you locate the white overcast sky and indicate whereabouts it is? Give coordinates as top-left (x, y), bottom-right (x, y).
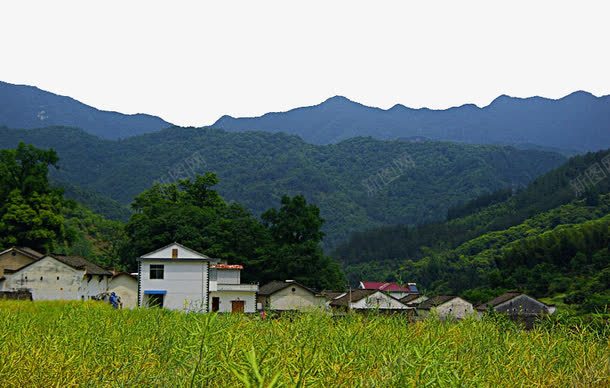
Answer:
top-left (1, 1), bottom-right (609, 126)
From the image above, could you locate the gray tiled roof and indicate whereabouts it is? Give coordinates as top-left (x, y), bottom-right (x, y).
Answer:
top-left (329, 289), bottom-right (377, 307)
top-left (476, 292), bottom-right (522, 311)
top-left (258, 280), bottom-right (316, 296)
top-left (418, 295), bottom-right (461, 310)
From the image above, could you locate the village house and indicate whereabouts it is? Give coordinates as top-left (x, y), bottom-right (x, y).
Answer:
top-left (0, 253), bottom-right (113, 301)
top-left (257, 280), bottom-right (327, 311)
top-left (0, 246), bottom-right (44, 278)
top-left (137, 242), bottom-right (257, 313)
top-left (209, 263), bottom-right (258, 313)
top-left (359, 281), bottom-right (419, 299)
top-left (417, 295), bottom-right (474, 319)
top-left (329, 289), bottom-right (414, 313)
top-left (476, 292), bottom-right (556, 317)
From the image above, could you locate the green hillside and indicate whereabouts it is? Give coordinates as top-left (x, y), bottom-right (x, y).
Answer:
top-left (336, 149), bottom-right (610, 313)
top-left (0, 126), bottom-right (565, 249)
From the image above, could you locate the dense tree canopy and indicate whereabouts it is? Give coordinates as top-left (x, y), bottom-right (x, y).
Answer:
top-left (121, 174), bottom-right (345, 290)
top-left (0, 143), bottom-right (65, 252)
top-left (335, 149), bottom-right (610, 314)
top-left (0, 126), bottom-right (566, 250)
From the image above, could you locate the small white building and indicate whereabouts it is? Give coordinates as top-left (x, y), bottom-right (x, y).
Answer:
top-left (0, 254), bottom-right (112, 301)
top-left (209, 264), bottom-right (258, 313)
top-left (137, 242), bottom-right (257, 313)
top-left (257, 280), bottom-right (327, 311)
top-left (417, 296), bottom-right (474, 319)
top-left (329, 289), bottom-right (413, 312)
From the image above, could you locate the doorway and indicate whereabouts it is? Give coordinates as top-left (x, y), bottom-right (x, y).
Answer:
top-left (147, 294), bottom-right (164, 308)
top-left (231, 300), bottom-right (245, 313)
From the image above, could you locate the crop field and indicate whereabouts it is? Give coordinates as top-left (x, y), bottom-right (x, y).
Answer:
top-left (0, 302), bottom-right (608, 387)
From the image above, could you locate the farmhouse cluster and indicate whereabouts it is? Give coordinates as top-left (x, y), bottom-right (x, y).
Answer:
top-left (0, 243), bottom-right (555, 320)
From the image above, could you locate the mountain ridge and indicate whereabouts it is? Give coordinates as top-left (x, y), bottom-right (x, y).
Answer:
top-left (0, 81), bottom-right (172, 139)
top-left (213, 91), bottom-right (610, 151)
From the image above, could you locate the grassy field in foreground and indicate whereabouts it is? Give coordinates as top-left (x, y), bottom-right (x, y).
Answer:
top-left (0, 301), bottom-right (608, 387)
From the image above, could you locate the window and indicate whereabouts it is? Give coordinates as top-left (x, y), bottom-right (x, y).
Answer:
top-left (150, 264), bottom-right (164, 279)
top-left (171, 248), bottom-right (178, 259)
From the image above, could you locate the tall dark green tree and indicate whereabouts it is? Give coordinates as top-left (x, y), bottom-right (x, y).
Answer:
top-left (0, 143), bottom-right (65, 252)
top-left (262, 195), bottom-right (345, 290)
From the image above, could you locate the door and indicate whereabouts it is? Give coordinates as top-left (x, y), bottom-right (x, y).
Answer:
top-left (231, 300), bottom-right (245, 313)
top-left (212, 297), bottom-right (220, 312)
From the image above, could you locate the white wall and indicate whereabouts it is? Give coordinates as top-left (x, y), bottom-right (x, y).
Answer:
top-left (216, 269), bottom-right (240, 285)
top-left (139, 260), bottom-right (209, 311)
top-left (266, 285), bottom-right (327, 311)
top-left (1, 256), bottom-right (110, 301)
top-left (84, 275), bottom-right (110, 299)
top-left (209, 290), bottom-right (256, 313)
top-left (351, 291), bottom-right (409, 310)
top-left (433, 298), bottom-right (474, 319)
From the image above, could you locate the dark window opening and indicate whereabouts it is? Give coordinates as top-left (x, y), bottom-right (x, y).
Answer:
top-left (291, 287), bottom-right (296, 292)
top-left (40, 276), bottom-right (43, 281)
top-left (212, 297), bottom-right (220, 312)
top-left (148, 294), bottom-right (164, 308)
top-left (150, 264), bottom-right (164, 279)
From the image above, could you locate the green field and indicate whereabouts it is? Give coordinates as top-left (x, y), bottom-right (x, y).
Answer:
top-left (0, 302), bottom-right (608, 387)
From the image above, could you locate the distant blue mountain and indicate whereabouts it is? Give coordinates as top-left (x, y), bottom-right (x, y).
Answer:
top-left (214, 92), bottom-right (610, 152)
top-left (0, 81), bottom-right (171, 139)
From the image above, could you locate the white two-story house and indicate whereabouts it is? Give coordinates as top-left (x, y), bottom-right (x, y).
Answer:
top-left (137, 242), bottom-right (257, 313)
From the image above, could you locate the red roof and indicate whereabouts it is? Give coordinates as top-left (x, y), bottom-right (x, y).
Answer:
top-left (360, 281), bottom-right (412, 292)
top-left (211, 263), bottom-right (243, 270)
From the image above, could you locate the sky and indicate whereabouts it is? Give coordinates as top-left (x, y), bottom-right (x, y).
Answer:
top-left (1, 1), bottom-right (609, 126)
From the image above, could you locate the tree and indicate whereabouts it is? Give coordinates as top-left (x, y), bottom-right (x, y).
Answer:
top-left (261, 195), bottom-right (344, 290)
top-left (122, 173), bottom-right (264, 270)
top-left (262, 195), bottom-right (324, 245)
top-left (0, 143), bottom-right (65, 252)
top-left (122, 181), bottom-right (346, 290)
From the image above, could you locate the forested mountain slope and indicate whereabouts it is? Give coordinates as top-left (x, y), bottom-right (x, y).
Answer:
top-left (335, 148), bottom-right (610, 265)
top-left (0, 126), bottom-right (565, 249)
top-left (336, 149), bottom-right (610, 313)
